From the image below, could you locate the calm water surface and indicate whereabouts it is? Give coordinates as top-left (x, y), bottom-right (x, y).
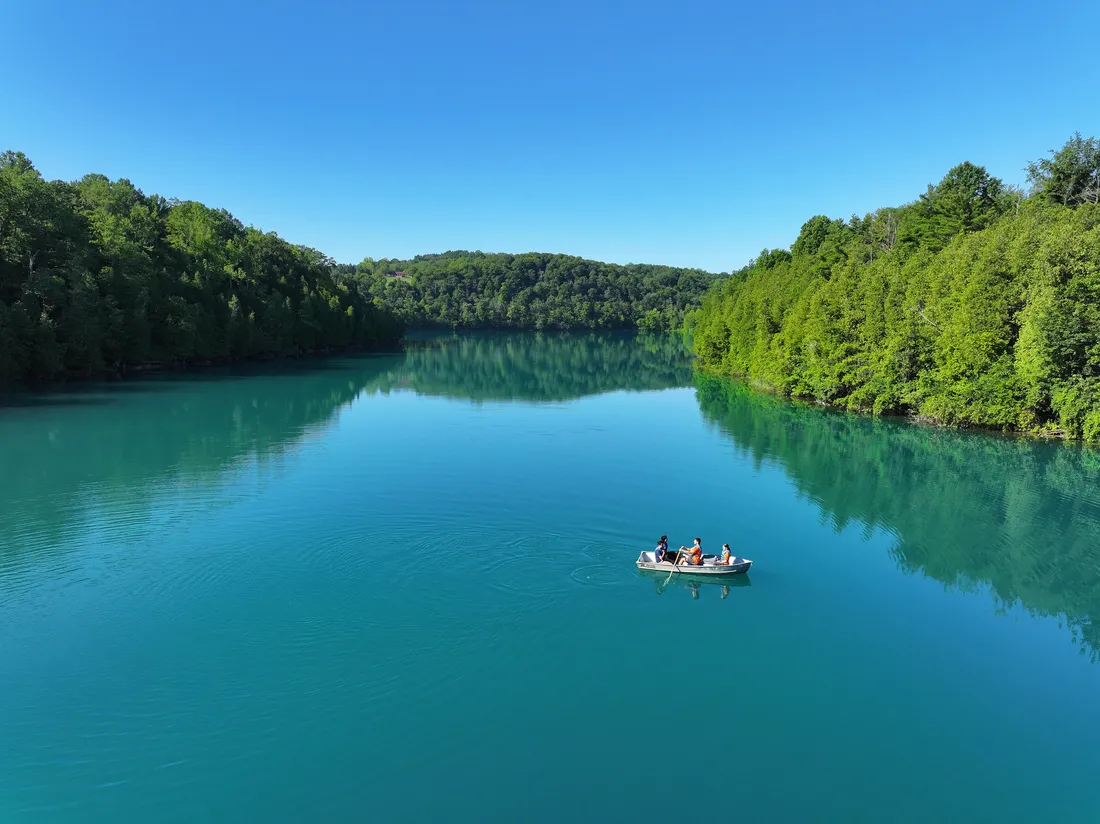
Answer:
top-left (3, 333), bottom-right (1100, 823)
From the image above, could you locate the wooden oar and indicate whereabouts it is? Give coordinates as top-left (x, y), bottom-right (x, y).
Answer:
top-left (665, 547), bottom-right (683, 584)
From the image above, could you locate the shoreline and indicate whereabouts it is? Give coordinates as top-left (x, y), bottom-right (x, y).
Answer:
top-left (693, 362), bottom-right (1083, 446)
top-left (0, 340), bottom-right (406, 397)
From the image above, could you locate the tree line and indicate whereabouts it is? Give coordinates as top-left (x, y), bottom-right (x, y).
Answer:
top-left (342, 252), bottom-right (720, 332)
top-left (0, 152), bottom-right (404, 387)
top-left (690, 133), bottom-right (1100, 441)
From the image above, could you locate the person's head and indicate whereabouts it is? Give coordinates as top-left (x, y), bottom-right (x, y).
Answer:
top-left (660, 535), bottom-right (667, 543)
top-left (694, 537), bottom-right (701, 546)
top-left (723, 543), bottom-right (730, 552)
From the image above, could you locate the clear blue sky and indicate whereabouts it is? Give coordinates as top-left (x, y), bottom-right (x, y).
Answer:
top-left (4, 0), bottom-right (1099, 272)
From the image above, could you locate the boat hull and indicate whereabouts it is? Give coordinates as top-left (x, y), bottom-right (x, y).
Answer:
top-left (636, 551), bottom-right (751, 575)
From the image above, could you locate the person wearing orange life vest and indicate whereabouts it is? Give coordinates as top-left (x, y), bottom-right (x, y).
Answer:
top-left (717, 543), bottom-right (733, 565)
top-left (677, 537), bottom-right (703, 566)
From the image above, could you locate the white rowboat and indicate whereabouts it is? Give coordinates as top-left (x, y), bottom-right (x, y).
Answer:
top-left (636, 550), bottom-right (752, 575)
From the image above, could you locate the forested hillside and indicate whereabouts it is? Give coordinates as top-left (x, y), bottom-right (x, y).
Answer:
top-left (0, 152), bottom-right (403, 387)
top-left (691, 133), bottom-right (1100, 440)
top-left (344, 252), bottom-right (719, 332)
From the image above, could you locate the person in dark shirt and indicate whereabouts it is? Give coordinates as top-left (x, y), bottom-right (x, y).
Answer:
top-left (655, 535), bottom-right (669, 563)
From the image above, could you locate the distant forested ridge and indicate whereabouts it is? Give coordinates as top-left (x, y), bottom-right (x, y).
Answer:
top-left (691, 133), bottom-right (1100, 441)
top-left (342, 252), bottom-right (721, 332)
top-left (0, 152), bottom-right (403, 387)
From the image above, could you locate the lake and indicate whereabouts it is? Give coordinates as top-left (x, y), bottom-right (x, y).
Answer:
top-left (3, 332), bottom-right (1100, 823)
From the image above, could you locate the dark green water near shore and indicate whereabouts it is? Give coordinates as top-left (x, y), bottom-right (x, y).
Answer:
top-left (2, 333), bottom-right (1099, 822)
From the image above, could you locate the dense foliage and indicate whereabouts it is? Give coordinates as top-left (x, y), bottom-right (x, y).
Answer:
top-left (344, 252), bottom-right (720, 332)
top-left (0, 152), bottom-right (403, 387)
top-left (695, 372), bottom-right (1100, 658)
top-left (691, 133), bottom-right (1100, 440)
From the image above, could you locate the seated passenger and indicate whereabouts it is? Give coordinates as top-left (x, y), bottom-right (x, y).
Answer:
top-left (678, 538), bottom-right (703, 565)
top-left (718, 543), bottom-right (733, 565)
top-left (655, 535), bottom-right (669, 563)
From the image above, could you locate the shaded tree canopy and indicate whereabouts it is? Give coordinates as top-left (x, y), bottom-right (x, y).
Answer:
top-left (0, 153), bottom-right (403, 388)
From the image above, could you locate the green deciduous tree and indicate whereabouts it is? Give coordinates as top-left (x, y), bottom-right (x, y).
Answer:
top-left (691, 134), bottom-right (1100, 441)
top-left (0, 153), bottom-right (403, 388)
top-left (352, 252), bottom-right (721, 333)
top-left (1027, 132), bottom-right (1100, 206)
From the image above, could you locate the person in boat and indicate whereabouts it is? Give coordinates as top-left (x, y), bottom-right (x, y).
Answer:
top-left (655, 535), bottom-right (669, 563)
top-left (717, 543), bottom-right (733, 565)
top-left (678, 538), bottom-right (703, 565)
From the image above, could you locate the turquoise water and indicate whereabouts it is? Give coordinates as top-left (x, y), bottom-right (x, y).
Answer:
top-left (3, 332), bottom-right (1100, 822)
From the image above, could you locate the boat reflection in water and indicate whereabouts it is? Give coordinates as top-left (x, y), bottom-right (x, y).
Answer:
top-left (639, 568), bottom-right (752, 600)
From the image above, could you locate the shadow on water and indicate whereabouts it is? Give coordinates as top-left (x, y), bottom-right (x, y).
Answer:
top-left (19, 334), bottom-right (1098, 661)
top-left (693, 372), bottom-right (1100, 659)
top-left (0, 353), bottom-right (403, 571)
top-left (363, 331), bottom-right (694, 402)
top-left (0, 334), bottom-right (692, 582)
top-left (0, 355), bottom-right (381, 411)
top-left (640, 568), bottom-right (752, 600)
